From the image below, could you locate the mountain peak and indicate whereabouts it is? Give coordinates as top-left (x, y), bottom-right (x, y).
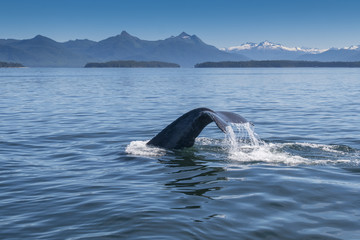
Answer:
top-left (34, 34), bottom-right (45, 38)
top-left (178, 32), bottom-right (191, 39)
top-left (115, 31), bottom-right (139, 40)
top-left (29, 35), bottom-right (57, 44)
top-left (33, 35), bottom-right (51, 40)
top-left (259, 40), bottom-right (272, 45)
top-left (344, 45), bottom-right (360, 50)
top-left (257, 41), bottom-right (283, 49)
top-left (120, 31), bottom-right (131, 37)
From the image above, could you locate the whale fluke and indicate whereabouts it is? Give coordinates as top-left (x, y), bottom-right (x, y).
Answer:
top-left (147, 108), bottom-right (249, 149)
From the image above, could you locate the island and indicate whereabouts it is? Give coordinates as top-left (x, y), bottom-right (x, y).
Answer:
top-left (84, 60), bottom-right (180, 68)
top-left (0, 61), bottom-right (24, 68)
top-left (194, 60), bottom-right (360, 68)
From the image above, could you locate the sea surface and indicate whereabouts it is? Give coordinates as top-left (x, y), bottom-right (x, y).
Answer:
top-left (1, 68), bottom-right (360, 239)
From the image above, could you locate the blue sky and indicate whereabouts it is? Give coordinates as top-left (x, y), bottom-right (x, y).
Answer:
top-left (1, 0), bottom-right (359, 49)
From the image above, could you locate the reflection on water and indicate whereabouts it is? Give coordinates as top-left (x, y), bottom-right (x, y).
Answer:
top-left (162, 157), bottom-right (225, 199)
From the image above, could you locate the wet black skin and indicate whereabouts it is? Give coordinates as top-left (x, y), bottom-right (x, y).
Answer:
top-left (147, 108), bottom-right (248, 149)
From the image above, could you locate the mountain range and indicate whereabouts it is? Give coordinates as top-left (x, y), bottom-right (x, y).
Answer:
top-left (1, 32), bottom-right (360, 67)
top-left (222, 41), bottom-right (360, 62)
top-left (0, 31), bottom-right (247, 67)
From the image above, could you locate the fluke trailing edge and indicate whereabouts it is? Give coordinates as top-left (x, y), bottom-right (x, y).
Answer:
top-left (147, 108), bottom-right (249, 149)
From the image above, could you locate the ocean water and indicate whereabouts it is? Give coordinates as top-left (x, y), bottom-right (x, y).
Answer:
top-left (1, 68), bottom-right (360, 239)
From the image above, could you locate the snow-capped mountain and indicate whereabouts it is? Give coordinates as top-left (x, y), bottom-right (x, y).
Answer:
top-left (343, 45), bottom-right (360, 50)
top-left (222, 41), bottom-right (326, 53)
top-left (221, 41), bottom-right (360, 61)
top-left (221, 41), bottom-right (328, 60)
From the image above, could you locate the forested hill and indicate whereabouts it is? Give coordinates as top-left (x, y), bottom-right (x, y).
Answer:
top-left (84, 60), bottom-right (180, 68)
top-left (195, 60), bottom-right (360, 68)
top-left (0, 61), bottom-right (24, 67)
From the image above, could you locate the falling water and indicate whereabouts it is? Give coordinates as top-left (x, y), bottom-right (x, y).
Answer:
top-left (223, 122), bottom-right (307, 164)
top-left (225, 122), bottom-right (262, 149)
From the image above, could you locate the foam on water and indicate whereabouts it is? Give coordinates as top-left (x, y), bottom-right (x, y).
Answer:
top-left (223, 123), bottom-right (360, 166)
top-left (126, 123), bottom-right (359, 166)
top-left (125, 140), bottom-right (166, 157)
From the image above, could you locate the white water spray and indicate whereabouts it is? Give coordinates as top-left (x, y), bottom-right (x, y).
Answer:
top-left (223, 122), bottom-right (306, 165)
top-left (225, 122), bottom-right (262, 149)
top-left (125, 123), bottom-right (359, 166)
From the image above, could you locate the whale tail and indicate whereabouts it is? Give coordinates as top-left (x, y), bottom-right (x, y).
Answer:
top-left (147, 108), bottom-right (249, 149)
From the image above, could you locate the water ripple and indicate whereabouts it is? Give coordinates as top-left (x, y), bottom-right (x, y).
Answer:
top-left (1, 68), bottom-right (360, 239)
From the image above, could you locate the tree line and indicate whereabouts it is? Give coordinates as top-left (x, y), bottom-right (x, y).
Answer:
top-left (0, 61), bottom-right (24, 68)
top-left (85, 60), bottom-right (180, 68)
top-left (195, 60), bottom-right (360, 68)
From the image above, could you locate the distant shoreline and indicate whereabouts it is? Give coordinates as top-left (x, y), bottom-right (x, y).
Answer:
top-left (0, 61), bottom-right (24, 68)
top-left (84, 60), bottom-right (180, 68)
top-left (195, 60), bottom-right (360, 68)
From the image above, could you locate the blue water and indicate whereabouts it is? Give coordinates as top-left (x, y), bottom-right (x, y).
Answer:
top-left (1, 68), bottom-right (360, 239)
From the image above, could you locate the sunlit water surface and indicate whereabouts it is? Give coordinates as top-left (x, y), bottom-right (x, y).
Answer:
top-left (1, 68), bottom-right (360, 239)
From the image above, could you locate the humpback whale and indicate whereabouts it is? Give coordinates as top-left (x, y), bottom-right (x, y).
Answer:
top-left (147, 108), bottom-right (249, 149)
